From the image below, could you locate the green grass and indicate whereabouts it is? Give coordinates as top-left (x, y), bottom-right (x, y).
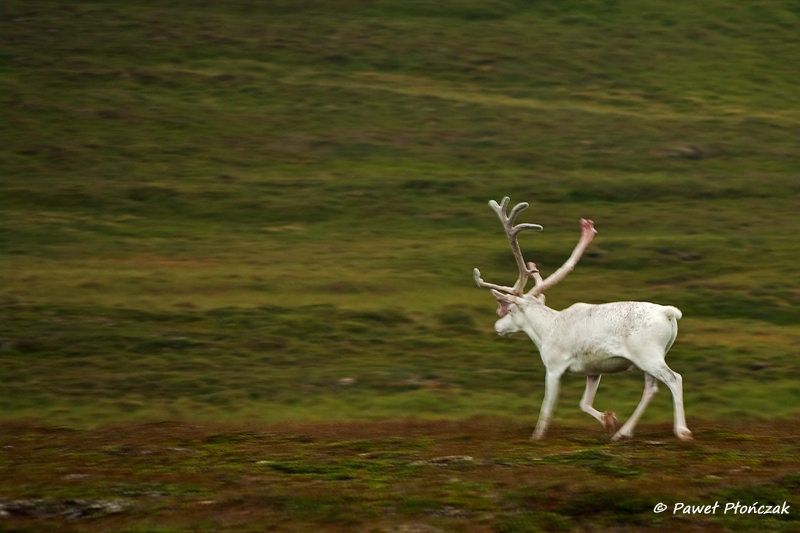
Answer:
top-left (2, 0), bottom-right (800, 431)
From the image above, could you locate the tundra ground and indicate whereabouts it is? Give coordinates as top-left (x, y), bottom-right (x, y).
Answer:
top-left (2, 418), bottom-right (799, 532)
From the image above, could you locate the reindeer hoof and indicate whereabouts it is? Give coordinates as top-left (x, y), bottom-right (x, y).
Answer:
top-left (677, 429), bottom-right (694, 441)
top-left (611, 430), bottom-right (632, 442)
top-left (601, 411), bottom-right (619, 434)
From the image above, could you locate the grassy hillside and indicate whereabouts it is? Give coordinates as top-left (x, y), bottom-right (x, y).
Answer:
top-left (2, 0), bottom-right (800, 428)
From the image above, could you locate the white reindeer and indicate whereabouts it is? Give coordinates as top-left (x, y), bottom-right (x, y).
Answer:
top-left (474, 197), bottom-right (692, 441)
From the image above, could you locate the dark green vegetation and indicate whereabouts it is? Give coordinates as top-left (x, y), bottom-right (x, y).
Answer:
top-left (1, 0), bottom-right (799, 529)
top-left (3, 0), bottom-right (800, 425)
top-left (2, 419), bottom-right (799, 532)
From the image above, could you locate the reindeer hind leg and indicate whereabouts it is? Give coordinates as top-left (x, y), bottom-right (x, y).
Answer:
top-left (612, 372), bottom-right (659, 441)
top-left (650, 365), bottom-right (692, 441)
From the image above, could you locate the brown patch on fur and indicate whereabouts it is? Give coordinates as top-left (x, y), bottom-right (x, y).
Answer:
top-left (601, 411), bottom-right (619, 434)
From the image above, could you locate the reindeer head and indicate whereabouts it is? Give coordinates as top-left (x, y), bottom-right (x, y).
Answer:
top-left (488, 290), bottom-right (525, 336)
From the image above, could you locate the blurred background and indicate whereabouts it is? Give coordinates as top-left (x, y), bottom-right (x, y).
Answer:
top-left (2, 0), bottom-right (800, 427)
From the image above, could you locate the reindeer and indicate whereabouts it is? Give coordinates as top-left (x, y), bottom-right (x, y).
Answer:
top-left (474, 197), bottom-right (692, 441)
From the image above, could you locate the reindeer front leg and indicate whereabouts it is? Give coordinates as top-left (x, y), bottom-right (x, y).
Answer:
top-left (532, 368), bottom-right (564, 440)
top-left (580, 375), bottom-right (619, 434)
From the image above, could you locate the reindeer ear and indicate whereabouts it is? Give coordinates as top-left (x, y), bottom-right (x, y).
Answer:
top-left (491, 289), bottom-right (515, 317)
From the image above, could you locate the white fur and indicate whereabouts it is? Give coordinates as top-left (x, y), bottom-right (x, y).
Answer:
top-left (494, 294), bottom-right (691, 441)
top-left (475, 197), bottom-right (691, 441)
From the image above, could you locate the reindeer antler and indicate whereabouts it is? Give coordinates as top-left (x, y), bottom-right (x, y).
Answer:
top-left (473, 197), bottom-right (543, 296)
top-left (527, 218), bottom-right (597, 297)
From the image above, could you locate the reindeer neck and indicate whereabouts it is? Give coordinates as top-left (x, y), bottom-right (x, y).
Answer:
top-left (519, 304), bottom-right (558, 350)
